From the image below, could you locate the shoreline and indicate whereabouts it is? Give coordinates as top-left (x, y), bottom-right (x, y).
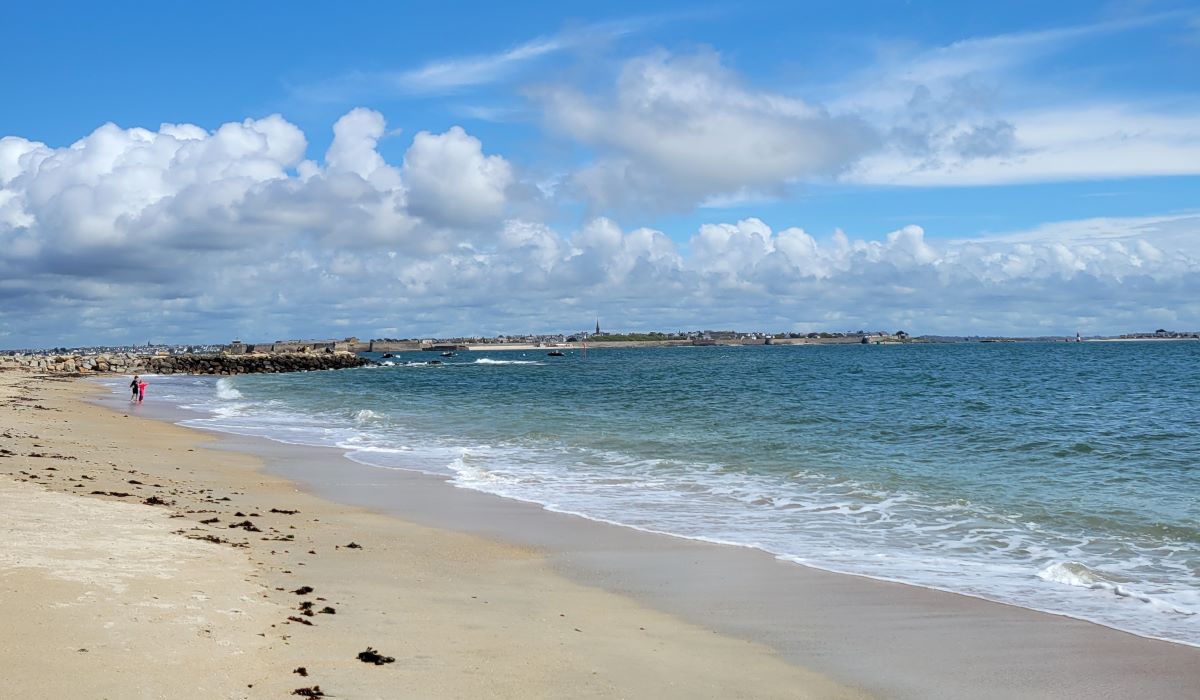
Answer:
top-left (4, 373), bottom-right (1199, 697)
top-left (199, 436), bottom-right (1200, 699)
top-left (2, 373), bottom-right (862, 699)
top-left (94, 374), bottom-right (1200, 698)
top-left (110, 367), bottom-right (1200, 652)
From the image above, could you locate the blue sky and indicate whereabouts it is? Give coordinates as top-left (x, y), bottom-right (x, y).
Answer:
top-left (2, 0), bottom-right (1199, 346)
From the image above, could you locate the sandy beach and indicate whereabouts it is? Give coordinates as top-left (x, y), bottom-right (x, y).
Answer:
top-left (4, 371), bottom-right (1200, 699)
top-left (0, 372), bottom-right (861, 699)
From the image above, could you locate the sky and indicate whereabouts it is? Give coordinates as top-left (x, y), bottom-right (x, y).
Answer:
top-left (2, 0), bottom-right (1199, 347)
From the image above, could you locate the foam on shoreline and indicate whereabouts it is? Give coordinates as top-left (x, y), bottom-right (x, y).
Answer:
top-left (102, 370), bottom-right (1200, 648)
top-left (77, 372), bottom-right (1200, 699)
top-left (3, 373), bottom-right (866, 699)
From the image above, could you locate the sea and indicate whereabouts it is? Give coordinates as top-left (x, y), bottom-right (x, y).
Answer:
top-left (102, 342), bottom-right (1200, 646)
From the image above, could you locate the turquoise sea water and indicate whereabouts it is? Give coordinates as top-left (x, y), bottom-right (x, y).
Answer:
top-left (116, 342), bottom-right (1200, 645)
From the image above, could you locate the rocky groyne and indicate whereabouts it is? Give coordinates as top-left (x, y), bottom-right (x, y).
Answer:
top-left (0, 352), bottom-right (371, 375)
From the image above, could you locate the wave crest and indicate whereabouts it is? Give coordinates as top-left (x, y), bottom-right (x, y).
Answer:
top-left (1038, 561), bottom-right (1197, 616)
top-left (215, 377), bottom-right (243, 400)
top-left (355, 409), bottom-right (382, 425)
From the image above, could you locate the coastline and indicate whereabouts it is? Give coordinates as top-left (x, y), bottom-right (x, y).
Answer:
top-left (5, 373), bottom-right (1200, 698)
top-left (193, 428), bottom-right (1200, 700)
top-left (93, 374), bottom-right (1200, 697)
top-left (2, 373), bottom-right (862, 699)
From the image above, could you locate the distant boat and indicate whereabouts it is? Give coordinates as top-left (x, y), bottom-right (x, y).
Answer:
top-left (546, 350), bottom-right (565, 357)
top-left (441, 351), bottom-right (455, 357)
top-left (428, 359), bottom-right (443, 365)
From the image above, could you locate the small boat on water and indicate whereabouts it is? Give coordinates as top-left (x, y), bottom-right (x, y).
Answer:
top-left (546, 350), bottom-right (565, 357)
top-left (441, 351), bottom-right (455, 357)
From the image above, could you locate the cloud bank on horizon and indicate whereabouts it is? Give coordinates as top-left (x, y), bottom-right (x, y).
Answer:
top-left (1, 4), bottom-right (1198, 346)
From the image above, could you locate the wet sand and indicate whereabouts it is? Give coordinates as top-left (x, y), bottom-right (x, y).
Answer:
top-left (219, 436), bottom-right (1200, 700)
top-left (1, 373), bottom-right (861, 699)
top-left (117, 376), bottom-right (1200, 699)
top-left (5, 373), bottom-right (1200, 698)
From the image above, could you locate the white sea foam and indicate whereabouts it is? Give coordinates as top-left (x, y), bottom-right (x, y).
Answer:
top-left (1038, 562), bottom-right (1198, 616)
top-left (339, 443), bottom-right (409, 454)
top-left (215, 377), bottom-right (243, 400)
top-left (1038, 561), bottom-right (1115, 588)
top-left (354, 409), bottom-right (383, 424)
top-left (473, 358), bottom-right (542, 365)
top-left (114, 372), bottom-right (1200, 648)
top-left (434, 441), bottom-right (1200, 646)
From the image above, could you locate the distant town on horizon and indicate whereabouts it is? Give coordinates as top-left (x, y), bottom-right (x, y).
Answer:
top-left (5, 327), bottom-right (1198, 356)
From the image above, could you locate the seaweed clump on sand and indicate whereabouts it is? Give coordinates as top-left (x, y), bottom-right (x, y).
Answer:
top-left (356, 647), bottom-right (395, 665)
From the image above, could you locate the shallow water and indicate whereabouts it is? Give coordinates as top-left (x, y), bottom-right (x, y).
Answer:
top-left (107, 341), bottom-right (1200, 645)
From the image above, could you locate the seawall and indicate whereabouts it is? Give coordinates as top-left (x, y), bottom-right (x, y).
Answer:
top-left (0, 351), bottom-right (370, 375)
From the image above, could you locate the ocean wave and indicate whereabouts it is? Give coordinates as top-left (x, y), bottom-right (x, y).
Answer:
top-left (354, 409), bottom-right (383, 425)
top-left (112, 367), bottom-right (1200, 648)
top-left (339, 443), bottom-right (411, 454)
top-left (473, 358), bottom-right (543, 365)
top-left (1038, 561), bottom-right (1198, 616)
top-left (215, 377), bottom-right (243, 400)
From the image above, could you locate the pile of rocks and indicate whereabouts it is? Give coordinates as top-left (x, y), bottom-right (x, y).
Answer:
top-left (0, 352), bottom-right (371, 375)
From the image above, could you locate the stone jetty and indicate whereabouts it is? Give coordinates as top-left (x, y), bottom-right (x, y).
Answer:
top-left (0, 351), bottom-right (370, 375)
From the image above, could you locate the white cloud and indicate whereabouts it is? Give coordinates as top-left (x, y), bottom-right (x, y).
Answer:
top-left (394, 36), bottom-right (568, 94)
top-left (829, 12), bottom-right (1183, 114)
top-left (0, 110), bottom-right (518, 278)
top-left (0, 115), bottom-right (308, 257)
top-left (539, 50), bottom-right (877, 211)
top-left (291, 18), bottom-right (646, 101)
top-left (402, 126), bottom-right (513, 228)
top-left (325, 108), bottom-right (401, 188)
top-left (3, 111), bottom-right (1199, 347)
top-left (536, 26), bottom-right (1200, 203)
top-left (849, 103), bottom-right (1200, 186)
top-left (829, 13), bottom-right (1200, 185)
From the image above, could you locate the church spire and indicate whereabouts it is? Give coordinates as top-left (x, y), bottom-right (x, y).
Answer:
top-left (595, 318), bottom-right (600, 335)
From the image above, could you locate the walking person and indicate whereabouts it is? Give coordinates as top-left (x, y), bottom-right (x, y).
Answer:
top-left (130, 374), bottom-right (140, 401)
top-left (137, 379), bottom-right (147, 403)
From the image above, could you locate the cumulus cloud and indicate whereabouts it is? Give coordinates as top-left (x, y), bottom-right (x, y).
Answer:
top-left (538, 50), bottom-right (877, 211)
top-left (325, 108), bottom-right (400, 187)
top-left (3, 110), bottom-right (1199, 347)
top-left (0, 109), bottom-right (521, 268)
top-left (536, 34), bottom-right (1200, 202)
top-left (0, 114), bottom-right (313, 286)
top-left (402, 126), bottom-right (513, 228)
top-left (493, 214), bottom-right (1195, 335)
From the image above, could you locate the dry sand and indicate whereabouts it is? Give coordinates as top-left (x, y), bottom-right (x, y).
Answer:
top-left (0, 373), bottom-right (863, 699)
top-left (246, 433), bottom-right (1200, 700)
top-left (7, 371), bottom-right (1200, 699)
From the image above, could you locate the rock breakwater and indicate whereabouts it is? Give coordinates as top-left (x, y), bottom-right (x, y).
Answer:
top-left (0, 352), bottom-right (370, 375)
